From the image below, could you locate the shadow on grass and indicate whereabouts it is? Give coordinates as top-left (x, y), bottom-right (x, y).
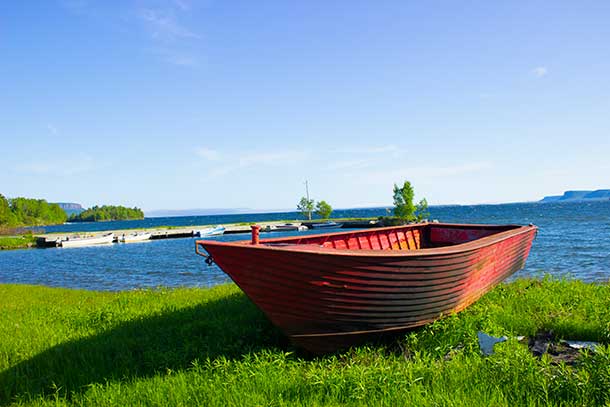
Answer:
top-left (0, 292), bottom-right (289, 405)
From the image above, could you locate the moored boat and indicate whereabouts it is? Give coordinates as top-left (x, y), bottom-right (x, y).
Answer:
top-left (195, 222), bottom-right (537, 354)
top-left (308, 221), bottom-right (343, 229)
top-left (195, 226), bottom-right (225, 237)
top-left (119, 232), bottom-right (152, 243)
top-left (59, 233), bottom-right (115, 248)
top-left (265, 223), bottom-right (308, 232)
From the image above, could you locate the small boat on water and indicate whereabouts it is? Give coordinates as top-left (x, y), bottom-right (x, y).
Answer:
top-left (196, 222), bottom-right (537, 354)
top-left (59, 233), bottom-right (115, 248)
top-left (309, 221), bottom-right (343, 229)
top-left (195, 225), bottom-right (225, 237)
top-left (119, 232), bottom-right (152, 243)
top-left (265, 223), bottom-right (308, 232)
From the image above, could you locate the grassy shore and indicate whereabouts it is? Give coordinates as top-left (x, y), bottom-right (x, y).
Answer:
top-left (1, 278), bottom-right (609, 406)
top-left (0, 235), bottom-right (37, 250)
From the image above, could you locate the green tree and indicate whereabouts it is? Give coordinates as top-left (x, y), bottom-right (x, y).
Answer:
top-left (2, 196), bottom-right (67, 226)
top-left (393, 181), bottom-right (416, 221)
top-left (297, 197), bottom-right (314, 220)
top-left (0, 194), bottom-right (18, 227)
top-left (315, 200), bottom-right (332, 219)
top-left (415, 198), bottom-right (430, 221)
top-left (49, 204), bottom-right (66, 222)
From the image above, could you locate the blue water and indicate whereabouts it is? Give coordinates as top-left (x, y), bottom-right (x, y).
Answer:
top-left (1, 201), bottom-right (609, 290)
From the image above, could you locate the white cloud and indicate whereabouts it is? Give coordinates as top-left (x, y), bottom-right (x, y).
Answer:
top-left (532, 66), bottom-right (548, 78)
top-left (61, 1), bottom-right (202, 67)
top-left (137, 8), bottom-right (200, 41)
top-left (135, 5), bottom-right (202, 67)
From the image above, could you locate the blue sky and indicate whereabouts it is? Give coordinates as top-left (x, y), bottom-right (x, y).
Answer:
top-left (1, 1), bottom-right (609, 212)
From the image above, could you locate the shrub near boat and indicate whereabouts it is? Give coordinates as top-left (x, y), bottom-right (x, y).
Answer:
top-left (196, 222), bottom-right (537, 353)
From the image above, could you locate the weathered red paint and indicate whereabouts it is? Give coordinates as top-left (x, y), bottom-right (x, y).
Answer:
top-left (196, 222), bottom-right (537, 354)
top-left (251, 225), bottom-right (260, 245)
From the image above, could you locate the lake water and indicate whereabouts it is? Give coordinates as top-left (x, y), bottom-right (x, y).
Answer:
top-left (1, 201), bottom-right (609, 290)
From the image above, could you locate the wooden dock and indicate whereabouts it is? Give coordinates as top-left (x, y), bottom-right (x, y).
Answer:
top-left (35, 220), bottom-right (381, 248)
top-left (36, 222), bottom-right (278, 247)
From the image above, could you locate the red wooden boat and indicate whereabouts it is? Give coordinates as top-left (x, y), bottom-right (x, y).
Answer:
top-left (195, 222), bottom-right (537, 354)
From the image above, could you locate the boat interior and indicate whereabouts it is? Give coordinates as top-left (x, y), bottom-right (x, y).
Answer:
top-left (261, 223), bottom-right (523, 251)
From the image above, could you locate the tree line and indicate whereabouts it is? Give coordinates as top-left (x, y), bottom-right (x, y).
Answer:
top-left (0, 194), bottom-right (67, 227)
top-left (69, 205), bottom-right (144, 222)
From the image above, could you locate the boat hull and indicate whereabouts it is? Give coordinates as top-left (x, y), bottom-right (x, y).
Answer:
top-left (196, 223), bottom-right (536, 353)
top-left (309, 222), bottom-right (343, 229)
top-left (267, 224), bottom-right (308, 232)
top-left (120, 232), bottom-right (152, 243)
top-left (60, 233), bottom-right (115, 248)
top-left (196, 226), bottom-right (225, 237)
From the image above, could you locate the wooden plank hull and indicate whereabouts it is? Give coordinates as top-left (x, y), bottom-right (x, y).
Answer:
top-left (196, 223), bottom-right (537, 354)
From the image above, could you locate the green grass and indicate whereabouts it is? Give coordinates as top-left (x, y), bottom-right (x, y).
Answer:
top-left (0, 235), bottom-right (37, 250)
top-left (1, 278), bottom-right (609, 406)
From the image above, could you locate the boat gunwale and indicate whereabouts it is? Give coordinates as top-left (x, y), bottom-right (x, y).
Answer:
top-left (196, 222), bottom-right (537, 258)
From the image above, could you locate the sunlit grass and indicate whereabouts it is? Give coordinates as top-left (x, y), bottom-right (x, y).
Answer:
top-left (0, 235), bottom-right (36, 250)
top-left (0, 278), bottom-right (608, 406)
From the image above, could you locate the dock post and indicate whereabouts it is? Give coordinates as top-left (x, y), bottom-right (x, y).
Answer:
top-left (251, 225), bottom-right (260, 245)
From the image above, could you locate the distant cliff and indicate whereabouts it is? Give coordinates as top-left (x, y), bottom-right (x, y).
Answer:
top-left (54, 202), bottom-right (84, 216)
top-left (55, 202), bottom-right (83, 211)
top-left (540, 190), bottom-right (610, 202)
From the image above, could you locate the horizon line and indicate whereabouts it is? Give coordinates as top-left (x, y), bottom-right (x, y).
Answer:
top-left (143, 200), bottom-right (546, 218)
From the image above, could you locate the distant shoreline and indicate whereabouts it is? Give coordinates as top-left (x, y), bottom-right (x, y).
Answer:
top-left (144, 198), bottom-right (610, 219)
